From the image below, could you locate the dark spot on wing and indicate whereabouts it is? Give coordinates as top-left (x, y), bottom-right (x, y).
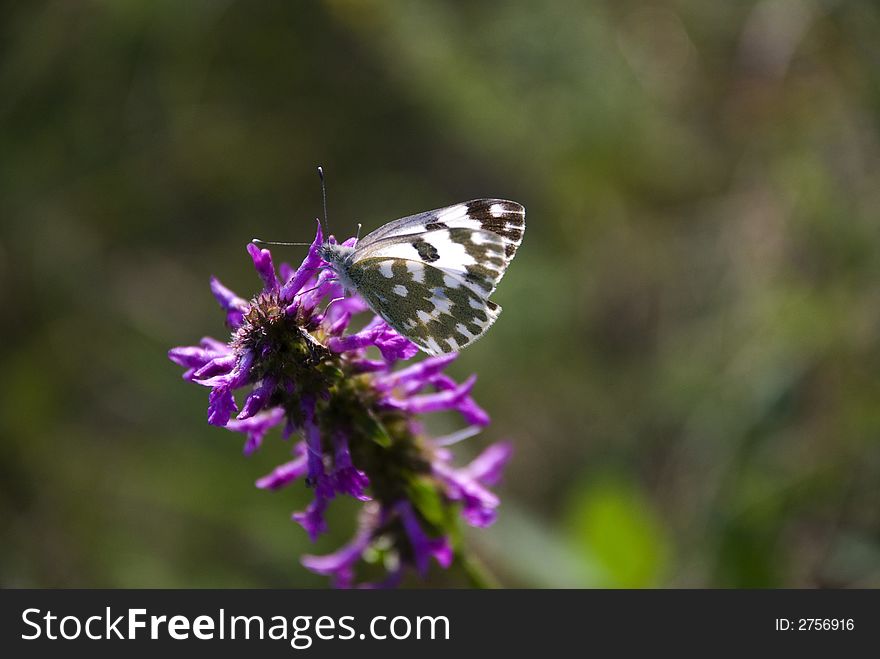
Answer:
top-left (479, 219), bottom-right (523, 242)
top-left (465, 267), bottom-right (493, 292)
top-left (424, 222), bottom-right (448, 231)
top-left (464, 200), bottom-right (525, 243)
top-left (413, 239), bottom-right (440, 263)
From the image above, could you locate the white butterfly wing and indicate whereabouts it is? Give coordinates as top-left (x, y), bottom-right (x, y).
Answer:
top-left (338, 198), bottom-right (525, 355)
top-left (351, 228), bottom-right (509, 298)
top-left (347, 256), bottom-right (502, 355)
top-left (357, 199), bottom-right (525, 262)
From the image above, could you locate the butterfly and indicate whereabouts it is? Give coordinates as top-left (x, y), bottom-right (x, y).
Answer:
top-left (319, 199), bottom-right (526, 355)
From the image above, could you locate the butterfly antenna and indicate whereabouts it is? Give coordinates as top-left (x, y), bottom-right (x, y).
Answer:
top-left (250, 238), bottom-right (312, 247)
top-left (317, 165), bottom-right (329, 236)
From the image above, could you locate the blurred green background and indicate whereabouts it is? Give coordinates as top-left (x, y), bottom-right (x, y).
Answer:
top-left (3, 0), bottom-right (880, 588)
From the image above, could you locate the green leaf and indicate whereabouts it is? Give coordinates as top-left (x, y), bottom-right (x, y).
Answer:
top-left (406, 476), bottom-right (448, 530)
top-left (359, 410), bottom-right (392, 448)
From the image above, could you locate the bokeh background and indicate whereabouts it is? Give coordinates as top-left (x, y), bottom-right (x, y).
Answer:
top-left (3, 0), bottom-right (880, 588)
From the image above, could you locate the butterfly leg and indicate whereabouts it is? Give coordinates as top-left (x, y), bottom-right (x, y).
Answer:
top-left (291, 268), bottom-right (335, 299)
top-left (292, 283), bottom-right (324, 298)
top-left (322, 294), bottom-right (346, 317)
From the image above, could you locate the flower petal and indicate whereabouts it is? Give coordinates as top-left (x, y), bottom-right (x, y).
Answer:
top-left (332, 434), bottom-right (370, 501)
top-left (301, 503), bottom-right (381, 581)
top-left (464, 441), bottom-right (513, 487)
top-left (397, 501), bottom-right (452, 577)
top-left (280, 220), bottom-right (324, 303)
top-left (237, 376), bottom-right (277, 420)
top-left (293, 496), bottom-right (329, 542)
top-left (226, 407), bottom-right (285, 455)
top-left (210, 276), bottom-right (248, 327)
top-left (256, 442), bottom-right (309, 489)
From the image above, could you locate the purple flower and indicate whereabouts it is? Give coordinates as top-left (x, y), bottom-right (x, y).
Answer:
top-left (293, 496), bottom-right (329, 542)
top-left (226, 407), bottom-right (285, 455)
top-left (326, 316), bottom-right (419, 363)
top-left (169, 224), bottom-right (512, 587)
top-left (332, 433), bottom-right (370, 501)
top-left (301, 503), bottom-right (383, 588)
top-left (397, 501), bottom-right (454, 576)
top-left (255, 443), bottom-right (308, 489)
top-left (432, 442), bottom-right (513, 527)
top-left (238, 376), bottom-right (277, 421)
top-left (210, 277), bottom-right (248, 328)
top-left (247, 242), bottom-right (279, 294)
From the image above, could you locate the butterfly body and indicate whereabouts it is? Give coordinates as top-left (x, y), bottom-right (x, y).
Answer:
top-left (319, 199), bottom-right (525, 355)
